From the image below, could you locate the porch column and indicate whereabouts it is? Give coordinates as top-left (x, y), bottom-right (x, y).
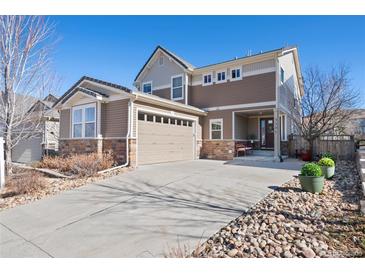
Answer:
top-left (273, 108), bottom-right (281, 162)
top-left (96, 100), bottom-right (103, 156)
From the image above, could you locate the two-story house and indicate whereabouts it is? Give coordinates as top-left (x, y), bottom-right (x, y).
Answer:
top-left (54, 45), bottom-right (303, 166)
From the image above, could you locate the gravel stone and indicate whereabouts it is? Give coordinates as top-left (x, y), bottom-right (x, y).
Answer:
top-left (194, 161), bottom-right (365, 258)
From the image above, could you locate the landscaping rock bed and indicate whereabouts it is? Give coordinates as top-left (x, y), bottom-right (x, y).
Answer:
top-left (0, 166), bottom-right (131, 211)
top-left (196, 161), bottom-right (365, 258)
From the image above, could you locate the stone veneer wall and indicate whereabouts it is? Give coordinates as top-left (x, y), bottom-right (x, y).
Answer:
top-left (59, 139), bottom-right (101, 156)
top-left (280, 141), bottom-right (289, 156)
top-left (59, 138), bottom-right (137, 167)
top-left (200, 140), bottom-right (235, 160)
top-left (103, 139), bottom-right (127, 164)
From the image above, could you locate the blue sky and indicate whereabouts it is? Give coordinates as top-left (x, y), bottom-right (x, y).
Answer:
top-left (52, 16), bottom-right (365, 102)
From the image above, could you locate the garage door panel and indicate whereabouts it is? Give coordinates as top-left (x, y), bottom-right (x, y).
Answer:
top-left (138, 119), bottom-right (194, 165)
top-left (12, 137), bottom-right (43, 163)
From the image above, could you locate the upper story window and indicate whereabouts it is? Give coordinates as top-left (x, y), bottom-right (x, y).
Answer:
top-left (216, 70), bottom-right (226, 83)
top-left (72, 103), bottom-right (96, 138)
top-left (231, 67), bottom-right (242, 81)
top-left (142, 82), bottom-right (152, 94)
top-left (280, 67), bottom-right (285, 84)
top-left (210, 119), bottom-right (223, 140)
top-left (171, 75), bottom-right (183, 100)
top-left (203, 73), bottom-right (212, 86)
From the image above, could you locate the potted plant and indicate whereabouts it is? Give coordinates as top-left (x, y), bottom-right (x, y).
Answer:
top-left (300, 148), bottom-right (312, 161)
top-left (322, 152), bottom-right (336, 164)
top-left (298, 162), bottom-right (324, 193)
top-left (247, 134), bottom-right (256, 148)
top-left (318, 157), bottom-right (335, 179)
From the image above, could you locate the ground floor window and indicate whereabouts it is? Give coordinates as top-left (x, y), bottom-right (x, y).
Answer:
top-left (72, 103), bottom-right (96, 138)
top-left (210, 118), bottom-right (223, 140)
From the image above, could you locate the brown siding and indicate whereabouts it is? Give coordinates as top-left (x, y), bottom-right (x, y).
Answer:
top-left (59, 109), bottom-right (70, 139)
top-left (152, 87), bottom-right (185, 104)
top-left (190, 72), bottom-right (276, 109)
top-left (101, 99), bottom-right (129, 138)
top-left (202, 110), bottom-right (233, 140)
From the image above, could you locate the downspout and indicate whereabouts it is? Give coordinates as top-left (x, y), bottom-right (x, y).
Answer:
top-left (98, 99), bottom-right (133, 173)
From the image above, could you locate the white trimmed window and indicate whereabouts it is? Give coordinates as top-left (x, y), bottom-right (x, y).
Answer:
top-left (142, 82), bottom-right (152, 94)
top-left (171, 75), bottom-right (183, 100)
top-left (280, 67), bottom-right (285, 84)
top-left (210, 119), bottom-right (223, 140)
top-left (72, 103), bottom-right (96, 138)
top-left (216, 70), bottom-right (227, 83)
top-left (280, 114), bottom-right (287, 141)
top-left (202, 73), bottom-right (212, 86)
top-left (231, 67), bottom-right (242, 81)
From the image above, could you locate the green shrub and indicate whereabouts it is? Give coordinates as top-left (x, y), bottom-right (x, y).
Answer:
top-left (300, 162), bottom-right (322, 177)
top-left (318, 157), bottom-right (335, 167)
top-left (322, 152), bottom-right (336, 163)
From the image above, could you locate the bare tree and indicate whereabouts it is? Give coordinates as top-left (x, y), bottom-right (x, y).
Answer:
top-left (289, 65), bottom-right (361, 157)
top-left (0, 16), bottom-right (56, 172)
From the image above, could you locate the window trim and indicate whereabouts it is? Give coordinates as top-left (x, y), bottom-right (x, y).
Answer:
top-left (202, 72), bottom-right (213, 86)
top-left (142, 81), bottom-right (153, 95)
top-left (171, 74), bottom-right (184, 101)
top-left (216, 70), bottom-right (227, 84)
top-left (230, 67), bottom-right (242, 81)
top-left (209, 118), bottom-right (223, 140)
top-left (280, 67), bottom-right (285, 84)
top-left (71, 103), bottom-right (96, 139)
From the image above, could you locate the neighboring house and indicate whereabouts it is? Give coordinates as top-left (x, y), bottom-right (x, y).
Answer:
top-left (12, 94), bottom-right (60, 163)
top-left (54, 45), bottom-right (303, 166)
top-left (331, 109), bottom-right (365, 140)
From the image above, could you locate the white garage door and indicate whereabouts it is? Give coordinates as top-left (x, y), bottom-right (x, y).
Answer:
top-left (12, 137), bottom-right (43, 163)
top-left (137, 112), bottom-right (195, 165)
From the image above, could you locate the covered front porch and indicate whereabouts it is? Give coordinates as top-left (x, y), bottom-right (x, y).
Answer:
top-left (233, 108), bottom-right (287, 161)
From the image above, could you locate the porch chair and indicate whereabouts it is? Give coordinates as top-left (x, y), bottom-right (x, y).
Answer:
top-left (235, 143), bottom-right (253, 157)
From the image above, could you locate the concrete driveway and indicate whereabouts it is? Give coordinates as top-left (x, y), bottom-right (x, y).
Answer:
top-left (0, 159), bottom-right (302, 257)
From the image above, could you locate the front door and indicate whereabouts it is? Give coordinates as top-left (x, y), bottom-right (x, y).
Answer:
top-left (260, 118), bottom-right (274, 149)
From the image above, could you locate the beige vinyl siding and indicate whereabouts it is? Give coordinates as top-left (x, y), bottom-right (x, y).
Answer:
top-left (59, 109), bottom-right (70, 138)
top-left (242, 59), bottom-right (276, 76)
top-left (234, 115), bottom-right (248, 139)
top-left (139, 53), bottom-right (185, 88)
top-left (248, 117), bottom-right (259, 139)
top-left (101, 99), bottom-right (129, 138)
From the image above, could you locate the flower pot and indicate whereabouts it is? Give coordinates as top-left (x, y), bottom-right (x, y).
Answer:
top-left (301, 150), bottom-right (312, 161)
top-left (321, 166), bottom-right (335, 179)
top-left (298, 175), bottom-right (324, 193)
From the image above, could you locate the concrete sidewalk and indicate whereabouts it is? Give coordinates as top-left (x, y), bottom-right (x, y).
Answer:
top-left (0, 159), bottom-right (302, 257)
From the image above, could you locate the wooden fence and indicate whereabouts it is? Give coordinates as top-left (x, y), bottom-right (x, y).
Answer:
top-left (288, 134), bottom-right (356, 160)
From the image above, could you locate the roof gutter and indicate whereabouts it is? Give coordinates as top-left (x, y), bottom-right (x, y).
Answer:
top-left (98, 99), bottom-right (133, 173)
